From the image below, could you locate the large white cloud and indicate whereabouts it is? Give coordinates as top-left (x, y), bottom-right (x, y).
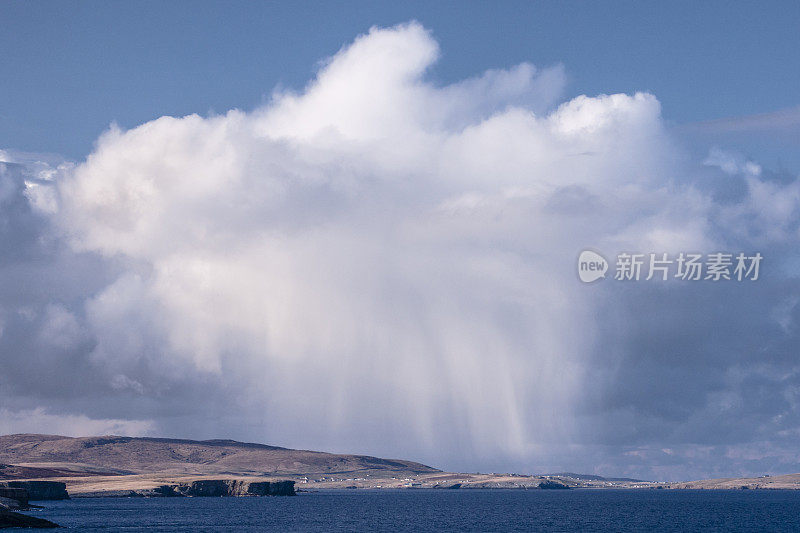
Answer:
top-left (2, 22), bottom-right (800, 479)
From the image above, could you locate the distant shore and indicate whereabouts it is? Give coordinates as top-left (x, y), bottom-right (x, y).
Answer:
top-left (3, 434), bottom-right (799, 497)
top-left (6, 471), bottom-right (799, 498)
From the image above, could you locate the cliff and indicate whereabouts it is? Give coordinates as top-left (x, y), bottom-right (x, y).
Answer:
top-left (148, 479), bottom-right (295, 497)
top-left (0, 481), bottom-right (69, 501)
top-left (0, 486), bottom-right (63, 529)
top-left (0, 487), bottom-right (28, 508)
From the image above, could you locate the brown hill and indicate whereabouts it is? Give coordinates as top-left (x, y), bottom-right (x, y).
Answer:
top-left (0, 434), bottom-right (439, 478)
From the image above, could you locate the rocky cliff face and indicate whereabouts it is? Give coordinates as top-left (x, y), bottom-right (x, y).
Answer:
top-left (0, 486), bottom-right (62, 529)
top-left (242, 481), bottom-right (295, 496)
top-left (538, 480), bottom-right (570, 490)
top-left (148, 479), bottom-right (295, 497)
top-left (0, 481), bottom-right (69, 500)
top-left (0, 487), bottom-right (28, 507)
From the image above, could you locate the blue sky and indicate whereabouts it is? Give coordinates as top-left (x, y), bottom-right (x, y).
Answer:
top-left (2, 1), bottom-right (799, 166)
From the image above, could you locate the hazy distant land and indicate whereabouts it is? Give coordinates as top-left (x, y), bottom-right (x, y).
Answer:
top-left (1, 434), bottom-right (798, 496)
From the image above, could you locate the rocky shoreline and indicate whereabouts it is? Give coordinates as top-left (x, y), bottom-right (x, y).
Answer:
top-left (0, 478), bottom-right (295, 529)
top-left (0, 509), bottom-right (60, 529)
top-left (0, 482), bottom-right (66, 529)
top-left (74, 479), bottom-right (296, 498)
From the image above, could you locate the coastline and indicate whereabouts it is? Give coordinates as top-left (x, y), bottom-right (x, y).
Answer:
top-left (9, 471), bottom-right (800, 498)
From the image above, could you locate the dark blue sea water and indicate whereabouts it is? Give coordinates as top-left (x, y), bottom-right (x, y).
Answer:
top-left (28, 489), bottom-right (800, 532)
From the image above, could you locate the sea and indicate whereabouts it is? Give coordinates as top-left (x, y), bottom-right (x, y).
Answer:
top-left (29, 489), bottom-right (800, 532)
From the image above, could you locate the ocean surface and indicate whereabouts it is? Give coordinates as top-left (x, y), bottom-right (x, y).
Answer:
top-left (29, 489), bottom-right (800, 532)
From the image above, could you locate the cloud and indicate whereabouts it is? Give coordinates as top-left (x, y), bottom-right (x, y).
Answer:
top-left (1, 22), bottom-right (800, 480)
top-left (704, 147), bottom-right (761, 176)
top-left (0, 408), bottom-right (153, 437)
top-left (685, 105), bottom-right (800, 135)
top-left (678, 106), bottom-right (800, 176)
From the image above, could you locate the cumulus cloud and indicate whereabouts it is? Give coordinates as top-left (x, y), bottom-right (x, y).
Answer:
top-left (1, 22), bottom-right (800, 480)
